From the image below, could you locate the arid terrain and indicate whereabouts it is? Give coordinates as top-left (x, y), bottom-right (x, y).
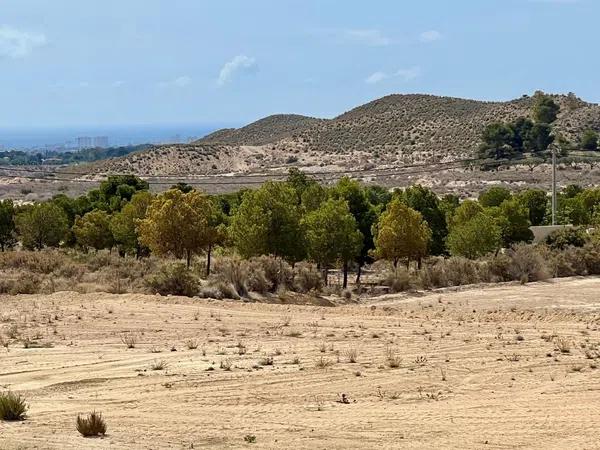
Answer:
top-left (2, 277), bottom-right (600, 449)
top-left (2, 92), bottom-right (600, 202)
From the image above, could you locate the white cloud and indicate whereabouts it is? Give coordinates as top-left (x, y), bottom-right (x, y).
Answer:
top-left (342, 29), bottom-right (391, 46)
top-left (0, 25), bottom-right (46, 58)
top-left (365, 71), bottom-right (389, 85)
top-left (158, 75), bottom-right (192, 88)
top-left (217, 55), bottom-right (257, 86)
top-left (396, 66), bottom-right (421, 81)
top-left (365, 66), bottom-right (421, 84)
top-left (419, 30), bottom-right (443, 43)
top-left (112, 80), bottom-right (126, 88)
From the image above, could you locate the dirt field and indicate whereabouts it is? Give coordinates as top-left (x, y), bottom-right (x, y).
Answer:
top-left (2, 278), bottom-right (600, 449)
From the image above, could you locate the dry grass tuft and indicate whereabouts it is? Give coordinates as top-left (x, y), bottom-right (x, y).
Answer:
top-left (76, 411), bottom-right (107, 437)
top-left (0, 391), bottom-right (28, 421)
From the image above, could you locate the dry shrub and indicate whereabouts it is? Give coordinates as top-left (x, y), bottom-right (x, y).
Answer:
top-left (198, 282), bottom-right (240, 300)
top-left (384, 267), bottom-right (412, 293)
top-left (76, 411), bottom-right (107, 437)
top-left (418, 257), bottom-right (449, 289)
top-left (293, 262), bottom-right (323, 293)
top-left (248, 255), bottom-right (293, 292)
top-left (484, 253), bottom-right (513, 282)
top-left (0, 391), bottom-right (28, 421)
top-left (212, 256), bottom-right (248, 297)
top-left (0, 249), bottom-right (69, 274)
top-left (443, 257), bottom-right (481, 286)
top-left (506, 244), bottom-right (549, 283)
top-left (145, 263), bottom-right (199, 297)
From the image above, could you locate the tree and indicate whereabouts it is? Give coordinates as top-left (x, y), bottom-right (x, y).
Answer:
top-left (372, 199), bottom-right (431, 269)
top-left (532, 93), bottom-right (560, 124)
top-left (330, 177), bottom-right (378, 284)
top-left (511, 117), bottom-right (534, 152)
top-left (486, 198), bottom-right (533, 246)
top-left (527, 123), bottom-right (554, 152)
top-left (15, 203), bottom-right (69, 250)
top-left (479, 186), bottom-right (512, 208)
top-left (478, 122), bottom-right (516, 160)
top-left (73, 210), bottom-right (114, 251)
top-left (447, 213), bottom-right (501, 259)
top-left (517, 189), bottom-right (548, 226)
top-left (139, 189), bottom-right (223, 268)
top-left (0, 200), bottom-right (16, 251)
top-left (398, 185), bottom-right (448, 255)
top-left (110, 191), bottom-right (153, 257)
top-left (448, 200), bottom-right (484, 229)
top-left (230, 182), bottom-right (305, 263)
top-left (302, 198), bottom-right (363, 287)
top-left (581, 130), bottom-right (599, 151)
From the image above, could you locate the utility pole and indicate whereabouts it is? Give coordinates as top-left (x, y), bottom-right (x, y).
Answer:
top-left (551, 145), bottom-right (557, 225)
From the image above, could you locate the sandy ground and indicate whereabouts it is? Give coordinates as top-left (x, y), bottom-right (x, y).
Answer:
top-left (2, 278), bottom-right (600, 449)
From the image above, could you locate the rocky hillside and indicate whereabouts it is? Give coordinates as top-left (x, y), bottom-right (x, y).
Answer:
top-left (84, 92), bottom-right (600, 177)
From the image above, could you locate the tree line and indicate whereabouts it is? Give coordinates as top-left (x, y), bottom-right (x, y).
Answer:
top-left (1, 171), bottom-right (600, 287)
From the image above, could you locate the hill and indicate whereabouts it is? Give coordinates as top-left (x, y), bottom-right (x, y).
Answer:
top-left (198, 114), bottom-right (323, 146)
top-left (67, 92), bottom-right (600, 191)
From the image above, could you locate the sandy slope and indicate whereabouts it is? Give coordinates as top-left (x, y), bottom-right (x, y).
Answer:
top-left (2, 278), bottom-right (600, 449)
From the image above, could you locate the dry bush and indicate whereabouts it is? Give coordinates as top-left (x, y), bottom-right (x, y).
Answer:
top-left (120, 332), bottom-right (139, 349)
top-left (76, 411), bottom-right (107, 437)
top-left (443, 257), bottom-right (482, 286)
top-left (0, 391), bottom-right (28, 421)
top-left (248, 255), bottom-right (294, 292)
top-left (150, 359), bottom-right (168, 370)
top-left (212, 256), bottom-right (248, 297)
top-left (384, 267), bottom-right (412, 293)
top-left (0, 249), bottom-right (69, 274)
top-left (506, 244), bottom-right (549, 283)
top-left (199, 281), bottom-right (240, 300)
top-left (292, 262), bottom-right (323, 293)
top-left (145, 263), bottom-right (199, 297)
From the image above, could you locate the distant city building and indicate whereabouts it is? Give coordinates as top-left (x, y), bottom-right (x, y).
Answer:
top-left (77, 136), bottom-right (93, 149)
top-left (93, 136), bottom-right (109, 148)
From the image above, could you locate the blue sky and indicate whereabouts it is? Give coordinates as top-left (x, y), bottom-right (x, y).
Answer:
top-left (1, 0), bottom-right (597, 128)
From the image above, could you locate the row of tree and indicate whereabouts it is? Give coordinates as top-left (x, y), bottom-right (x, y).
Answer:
top-left (2, 172), bottom-right (600, 286)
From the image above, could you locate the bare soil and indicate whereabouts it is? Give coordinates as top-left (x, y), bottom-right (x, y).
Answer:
top-left (2, 277), bottom-right (600, 449)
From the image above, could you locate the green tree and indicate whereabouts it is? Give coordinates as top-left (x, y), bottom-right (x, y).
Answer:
top-left (230, 182), bottom-right (305, 263)
top-left (448, 200), bottom-right (484, 229)
top-left (486, 198), bottom-right (533, 246)
top-left (532, 93), bottom-right (560, 124)
top-left (15, 203), bottom-right (69, 250)
top-left (0, 200), bottom-right (16, 251)
top-left (302, 198), bottom-right (363, 287)
top-left (73, 210), bottom-right (114, 251)
top-left (479, 186), bottom-right (512, 208)
top-left (110, 191), bottom-right (153, 257)
top-left (478, 122), bottom-right (516, 160)
top-left (581, 129), bottom-right (599, 151)
top-left (511, 117), bottom-right (534, 152)
top-left (447, 213), bottom-right (502, 259)
top-left (330, 177), bottom-right (378, 283)
top-left (397, 185), bottom-right (448, 255)
top-left (372, 199), bottom-right (431, 268)
top-left (139, 189), bottom-right (223, 268)
top-left (517, 189), bottom-right (548, 226)
top-left (527, 123), bottom-right (554, 152)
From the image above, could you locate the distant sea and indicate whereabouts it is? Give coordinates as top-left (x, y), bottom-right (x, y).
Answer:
top-left (0, 123), bottom-right (235, 151)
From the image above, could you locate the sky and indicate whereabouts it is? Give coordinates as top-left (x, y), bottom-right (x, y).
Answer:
top-left (1, 0), bottom-right (598, 128)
